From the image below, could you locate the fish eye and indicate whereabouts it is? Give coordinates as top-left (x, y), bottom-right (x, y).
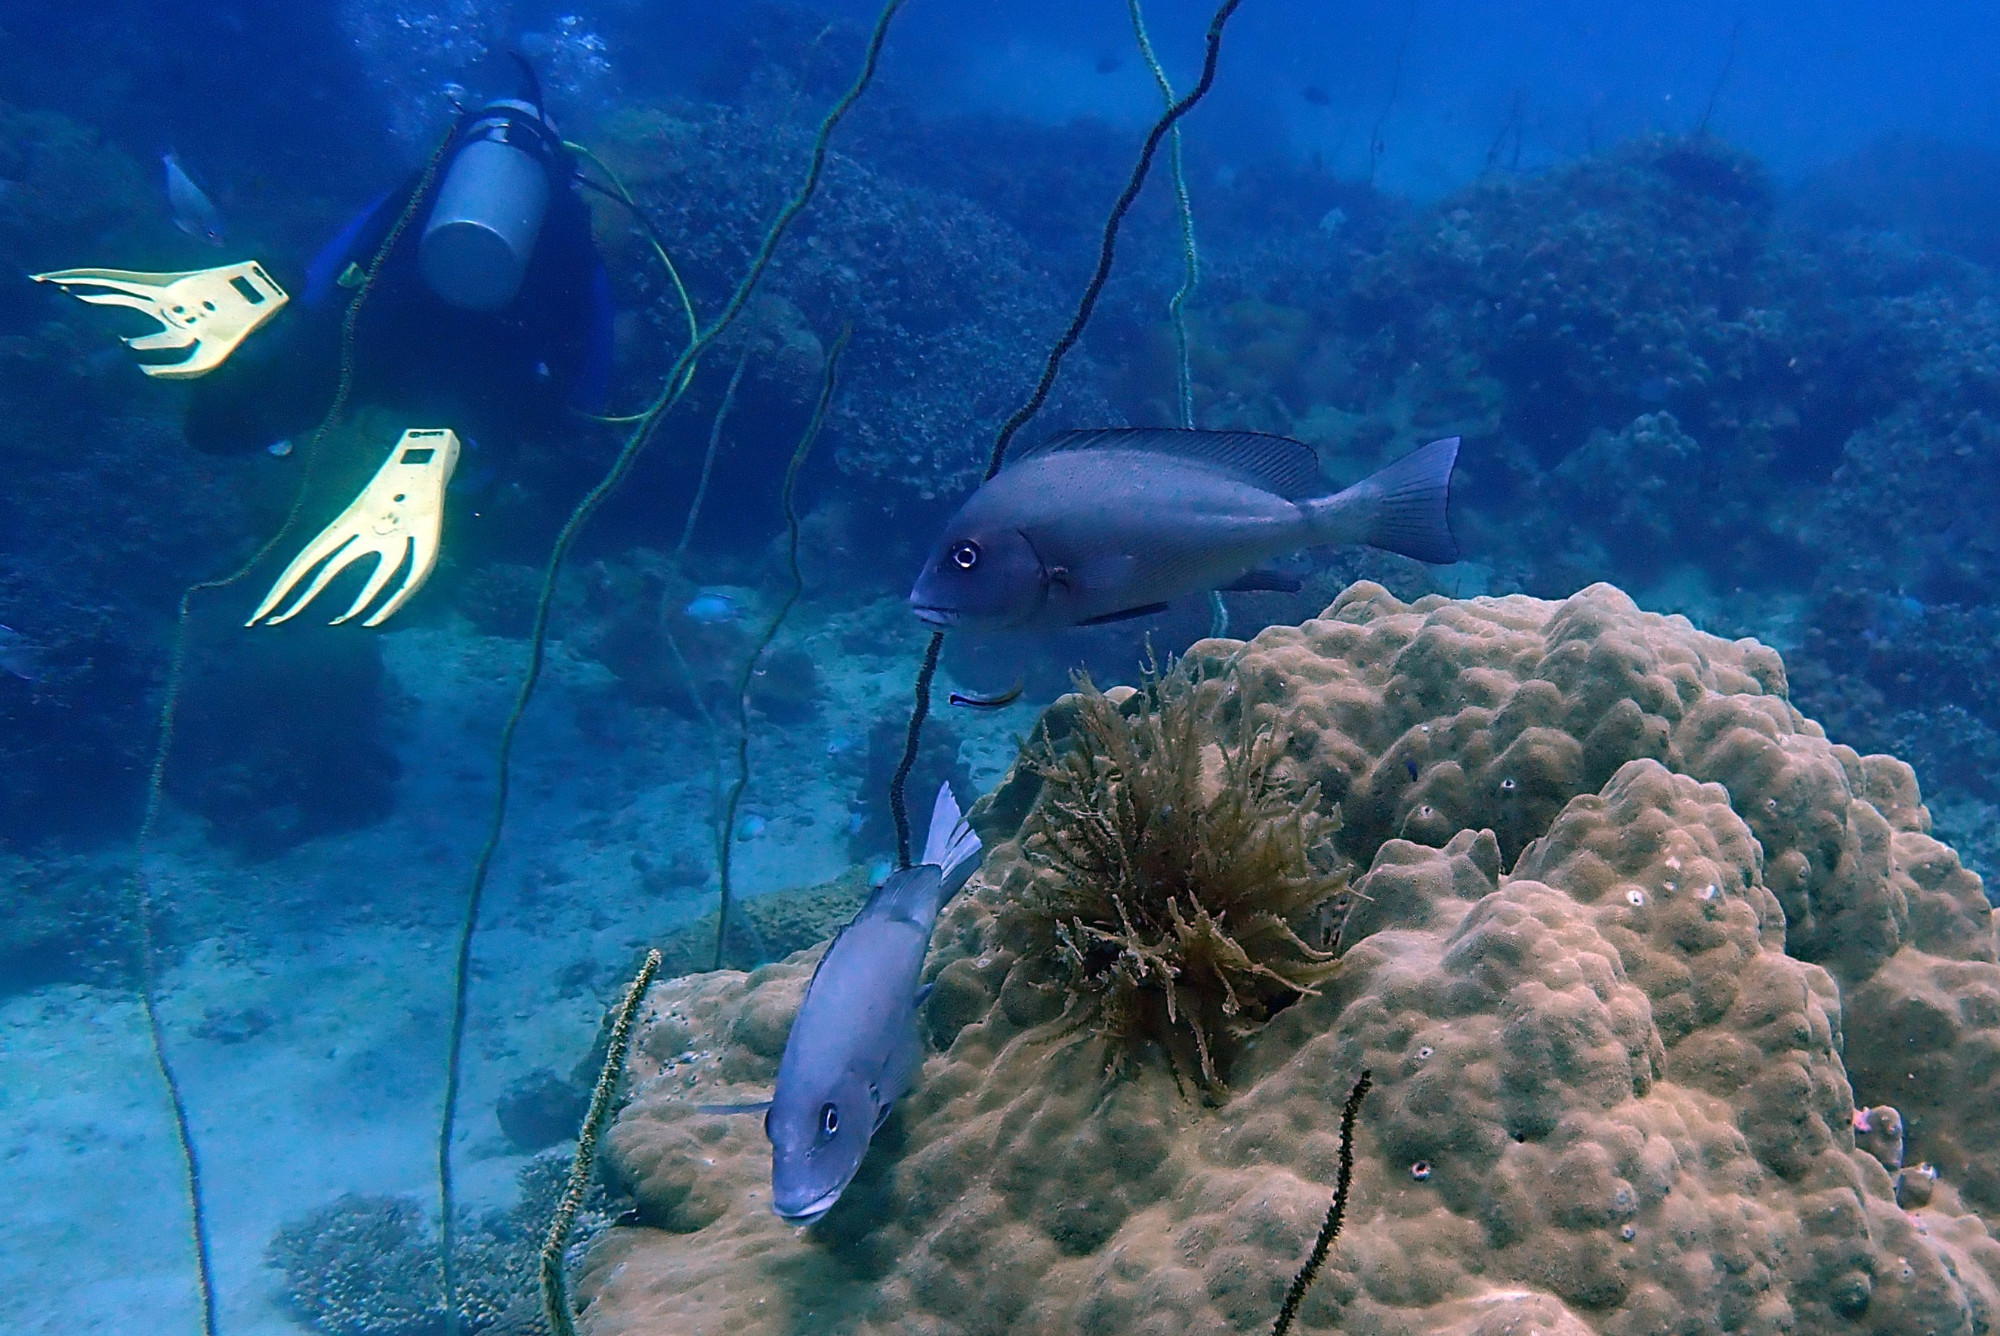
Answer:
top-left (949, 540), bottom-right (980, 571)
top-left (820, 1103), bottom-right (840, 1136)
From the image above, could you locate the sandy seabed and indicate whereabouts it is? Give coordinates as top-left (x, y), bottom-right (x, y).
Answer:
top-left (0, 608), bottom-right (1023, 1334)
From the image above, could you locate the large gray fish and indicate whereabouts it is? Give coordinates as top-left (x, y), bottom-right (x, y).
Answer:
top-left (752, 784), bottom-right (980, 1223)
top-left (163, 151), bottom-right (225, 247)
top-left (910, 429), bottom-right (1460, 632)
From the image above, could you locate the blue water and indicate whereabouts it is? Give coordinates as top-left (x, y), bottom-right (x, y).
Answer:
top-left (1, 1), bottom-right (1997, 1331)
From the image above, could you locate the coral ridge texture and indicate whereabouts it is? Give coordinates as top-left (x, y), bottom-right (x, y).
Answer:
top-left (584, 583), bottom-right (2000, 1335)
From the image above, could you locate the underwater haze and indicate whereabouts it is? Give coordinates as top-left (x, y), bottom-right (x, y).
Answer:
top-left (5, 0), bottom-right (2000, 1333)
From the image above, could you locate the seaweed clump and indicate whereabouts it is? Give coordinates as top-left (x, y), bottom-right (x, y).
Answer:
top-left (1011, 661), bottom-right (1346, 1091)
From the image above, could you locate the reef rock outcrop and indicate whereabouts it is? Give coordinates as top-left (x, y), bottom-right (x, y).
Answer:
top-left (583, 583), bottom-right (2000, 1335)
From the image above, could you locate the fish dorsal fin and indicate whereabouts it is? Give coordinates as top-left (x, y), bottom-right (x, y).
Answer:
top-left (1017, 428), bottom-right (1326, 499)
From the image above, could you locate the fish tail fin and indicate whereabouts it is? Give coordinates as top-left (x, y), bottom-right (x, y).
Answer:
top-left (1343, 436), bottom-right (1460, 564)
top-left (922, 782), bottom-right (982, 884)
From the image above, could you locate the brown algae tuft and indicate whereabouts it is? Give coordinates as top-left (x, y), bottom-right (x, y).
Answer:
top-left (1007, 659), bottom-right (1347, 1089)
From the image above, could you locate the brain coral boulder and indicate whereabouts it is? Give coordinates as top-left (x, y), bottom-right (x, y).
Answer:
top-left (583, 583), bottom-right (2000, 1336)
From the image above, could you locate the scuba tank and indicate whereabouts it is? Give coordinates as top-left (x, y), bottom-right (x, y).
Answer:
top-left (419, 61), bottom-right (568, 312)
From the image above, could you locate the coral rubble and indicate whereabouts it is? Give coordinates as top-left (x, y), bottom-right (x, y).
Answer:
top-left (270, 1150), bottom-right (614, 1336)
top-left (582, 584), bottom-right (2000, 1335)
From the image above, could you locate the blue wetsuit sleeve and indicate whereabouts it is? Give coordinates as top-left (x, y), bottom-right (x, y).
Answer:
top-left (302, 189), bottom-right (398, 307)
top-left (570, 257), bottom-right (617, 414)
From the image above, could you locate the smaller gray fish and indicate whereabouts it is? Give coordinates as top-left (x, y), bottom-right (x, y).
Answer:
top-left (750, 783), bottom-right (981, 1224)
top-left (910, 429), bottom-right (1460, 633)
top-left (0, 625), bottom-right (43, 682)
top-left (163, 152), bottom-right (225, 247)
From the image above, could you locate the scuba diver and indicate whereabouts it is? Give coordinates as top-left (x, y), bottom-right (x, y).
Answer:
top-left (182, 53), bottom-right (614, 459)
top-left (36, 54), bottom-right (615, 624)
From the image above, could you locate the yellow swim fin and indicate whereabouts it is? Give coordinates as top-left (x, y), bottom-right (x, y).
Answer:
top-left (247, 429), bottom-right (462, 629)
top-left (31, 261), bottom-right (288, 380)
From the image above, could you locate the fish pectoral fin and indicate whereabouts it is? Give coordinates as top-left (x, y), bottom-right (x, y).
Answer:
top-left (1066, 550), bottom-right (1139, 594)
top-left (1077, 602), bottom-right (1171, 626)
top-left (914, 981), bottom-right (935, 1008)
top-left (696, 1096), bottom-right (772, 1120)
top-left (1220, 568), bottom-right (1303, 593)
top-left (876, 1023), bottom-right (926, 1115)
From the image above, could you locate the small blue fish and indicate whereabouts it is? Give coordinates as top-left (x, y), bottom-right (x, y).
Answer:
top-left (163, 152), bottom-right (225, 248)
top-left (450, 464), bottom-right (498, 495)
top-left (735, 813), bottom-right (767, 840)
top-left (0, 625), bottom-right (43, 682)
top-left (684, 591), bottom-right (742, 625)
top-left (826, 733), bottom-right (857, 757)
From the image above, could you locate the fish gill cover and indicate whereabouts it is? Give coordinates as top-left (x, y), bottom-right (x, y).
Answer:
top-left (3, 1), bottom-right (2000, 1335)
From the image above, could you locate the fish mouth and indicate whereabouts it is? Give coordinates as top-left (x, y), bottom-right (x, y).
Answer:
top-left (773, 1187), bottom-right (843, 1224)
top-left (910, 603), bottom-right (959, 628)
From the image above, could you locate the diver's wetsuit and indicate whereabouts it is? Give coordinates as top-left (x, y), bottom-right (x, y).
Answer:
top-left (183, 158), bottom-right (613, 457)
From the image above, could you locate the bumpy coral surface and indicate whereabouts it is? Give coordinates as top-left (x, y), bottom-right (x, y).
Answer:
top-left (582, 584), bottom-right (2000, 1334)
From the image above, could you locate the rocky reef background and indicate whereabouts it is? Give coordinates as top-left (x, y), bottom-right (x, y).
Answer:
top-left (5, 5), bottom-right (2000, 889)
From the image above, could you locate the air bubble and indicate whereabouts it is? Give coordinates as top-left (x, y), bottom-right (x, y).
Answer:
top-left (1411, 1161), bottom-right (1432, 1181)
top-left (1620, 1224), bottom-right (1636, 1241)
top-left (1416, 1045), bottom-right (1434, 1061)
top-left (1627, 888), bottom-right (1646, 906)
top-left (1499, 777), bottom-right (1517, 792)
